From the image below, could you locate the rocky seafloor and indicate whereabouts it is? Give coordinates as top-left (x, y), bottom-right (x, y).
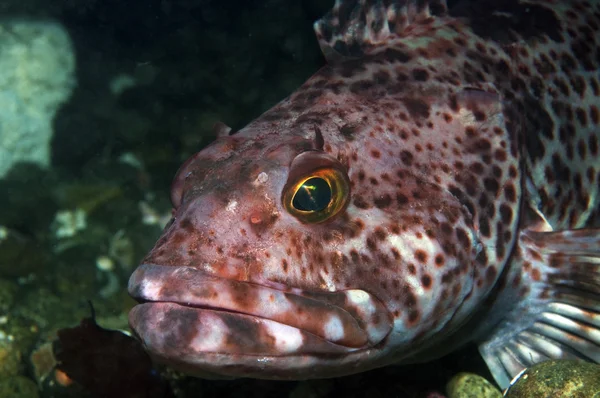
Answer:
top-left (0, 0), bottom-right (597, 397)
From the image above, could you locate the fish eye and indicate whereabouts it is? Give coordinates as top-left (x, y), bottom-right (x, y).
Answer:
top-left (283, 168), bottom-right (349, 223)
top-left (293, 177), bottom-right (331, 211)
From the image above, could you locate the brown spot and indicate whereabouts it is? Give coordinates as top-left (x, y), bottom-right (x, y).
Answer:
top-left (485, 266), bottom-right (497, 285)
top-left (589, 134), bottom-right (599, 156)
top-left (504, 184), bottom-right (517, 202)
top-left (465, 126), bottom-right (477, 138)
top-left (499, 204), bottom-right (513, 224)
top-left (590, 105), bottom-right (600, 125)
top-left (414, 250), bottom-right (428, 263)
top-left (180, 218), bottom-right (194, 232)
top-left (453, 37), bottom-right (466, 47)
top-left (355, 219), bottom-right (365, 230)
top-left (402, 98), bottom-right (430, 119)
top-left (371, 149), bottom-right (381, 158)
top-left (353, 196), bottom-right (369, 209)
top-left (440, 223), bottom-right (452, 235)
top-left (349, 249), bottom-right (360, 263)
top-left (374, 194), bottom-right (392, 209)
top-left (421, 274), bottom-right (432, 289)
top-left (473, 110), bottom-right (486, 122)
top-left (374, 70), bottom-right (391, 85)
top-left (407, 309), bottom-right (420, 324)
top-left (576, 107), bottom-right (588, 126)
top-left (349, 80), bottom-right (374, 94)
top-left (434, 254), bottom-right (445, 267)
top-left (366, 237), bottom-right (377, 251)
top-left (412, 68), bottom-right (429, 81)
top-left (531, 268), bottom-right (541, 281)
top-left (456, 228), bottom-right (470, 247)
top-left (479, 218), bottom-right (491, 237)
top-left (400, 150), bottom-right (414, 166)
top-left (494, 149), bottom-right (507, 161)
top-left (397, 72), bottom-right (409, 82)
top-left (469, 162), bottom-right (484, 175)
top-left (380, 48), bottom-right (412, 63)
top-left (484, 178), bottom-right (500, 195)
top-left (374, 227), bottom-right (386, 241)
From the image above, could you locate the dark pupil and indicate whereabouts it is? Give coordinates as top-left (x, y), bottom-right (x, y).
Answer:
top-left (292, 177), bottom-right (331, 212)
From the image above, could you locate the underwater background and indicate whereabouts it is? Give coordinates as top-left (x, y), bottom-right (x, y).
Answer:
top-left (2, 0), bottom-right (595, 397)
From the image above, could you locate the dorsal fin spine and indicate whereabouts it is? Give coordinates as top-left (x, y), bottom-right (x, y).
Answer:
top-left (314, 0), bottom-right (448, 62)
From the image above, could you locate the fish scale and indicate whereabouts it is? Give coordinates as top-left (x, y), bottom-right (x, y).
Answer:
top-left (128, 0), bottom-right (600, 388)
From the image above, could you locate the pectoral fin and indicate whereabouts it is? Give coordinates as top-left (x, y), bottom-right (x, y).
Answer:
top-left (478, 228), bottom-right (600, 389)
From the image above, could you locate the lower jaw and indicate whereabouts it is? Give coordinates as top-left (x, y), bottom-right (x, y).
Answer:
top-left (129, 302), bottom-right (378, 379)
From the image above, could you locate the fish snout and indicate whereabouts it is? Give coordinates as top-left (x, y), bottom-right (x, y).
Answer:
top-left (127, 263), bottom-right (394, 377)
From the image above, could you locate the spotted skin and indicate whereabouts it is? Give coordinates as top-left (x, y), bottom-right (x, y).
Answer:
top-left (128, 0), bottom-right (600, 386)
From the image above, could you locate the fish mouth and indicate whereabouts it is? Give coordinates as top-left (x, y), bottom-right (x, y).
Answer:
top-left (128, 264), bottom-right (393, 378)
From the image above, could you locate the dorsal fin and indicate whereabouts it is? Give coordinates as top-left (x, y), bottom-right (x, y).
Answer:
top-left (314, 0), bottom-right (448, 63)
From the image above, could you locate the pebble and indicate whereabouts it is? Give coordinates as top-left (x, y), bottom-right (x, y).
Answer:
top-left (446, 372), bottom-right (502, 398)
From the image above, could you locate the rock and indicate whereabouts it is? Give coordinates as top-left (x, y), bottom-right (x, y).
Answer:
top-left (446, 372), bottom-right (502, 398)
top-left (0, 20), bottom-right (75, 177)
top-left (29, 342), bottom-right (56, 386)
top-left (0, 334), bottom-right (22, 377)
top-left (0, 376), bottom-right (39, 398)
top-left (504, 360), bottom-right (600, 398)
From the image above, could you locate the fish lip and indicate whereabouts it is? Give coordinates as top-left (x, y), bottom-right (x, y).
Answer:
top-left (128, 263), bottom-right (393, 350)
top-left (128, 301), bottom-right (375, 379)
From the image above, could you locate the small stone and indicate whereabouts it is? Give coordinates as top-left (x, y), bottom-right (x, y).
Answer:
top-left (52, 208), bottom-right (87, 238)
top-left (446, 372), bottom-right (502, 398)
top-left (29, 342), bottom-right (57, 385)
top-left (503, 360), bottom-right (600, 398)
top-left (95, 255), bottom-right (115, 272)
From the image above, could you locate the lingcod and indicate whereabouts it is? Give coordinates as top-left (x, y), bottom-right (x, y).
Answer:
top-left (128, 0), bottom-right (600, 388)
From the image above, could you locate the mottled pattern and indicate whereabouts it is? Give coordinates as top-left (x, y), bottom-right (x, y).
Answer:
top-left (128, 0), bottom-right (600, 388)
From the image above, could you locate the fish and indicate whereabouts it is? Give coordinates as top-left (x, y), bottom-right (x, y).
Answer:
top-left (127, 0), bottom-right (600, 389)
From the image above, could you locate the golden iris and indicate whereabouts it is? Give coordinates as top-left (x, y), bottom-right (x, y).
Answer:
top-left (283, 168), bottom-right (349, 223)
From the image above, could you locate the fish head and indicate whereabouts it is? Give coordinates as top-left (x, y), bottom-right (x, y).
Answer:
top-left (128, 103), bottom-right (484, 379)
